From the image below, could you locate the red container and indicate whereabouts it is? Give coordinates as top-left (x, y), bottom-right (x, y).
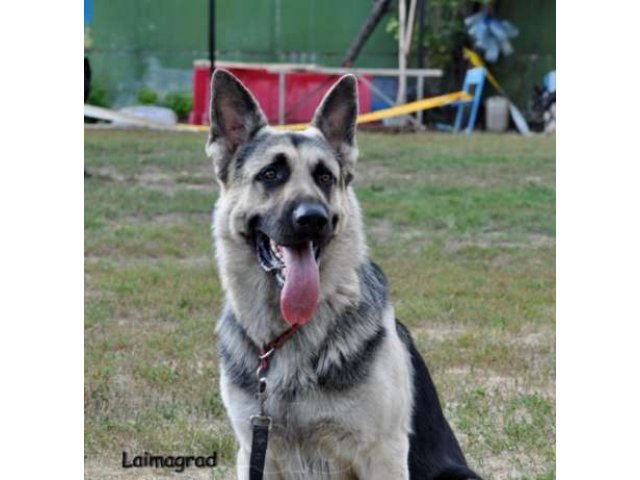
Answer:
top-left (188, 61), bottom-right (213, 125)
top-left (189, 62), bottom-right (372, 126)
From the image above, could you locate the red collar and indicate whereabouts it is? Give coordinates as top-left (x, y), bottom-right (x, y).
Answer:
top-left (258, 323), bottom-right (303, 371)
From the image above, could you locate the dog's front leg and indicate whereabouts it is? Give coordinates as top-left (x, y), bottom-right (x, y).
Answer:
top-left (352, 436), bottom-right (409, 480)
top-left (236, 447), bottom-right (251, 480)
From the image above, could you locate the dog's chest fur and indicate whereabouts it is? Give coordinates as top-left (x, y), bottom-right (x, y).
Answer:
top-left (217, 262), bottom-right (414, 479)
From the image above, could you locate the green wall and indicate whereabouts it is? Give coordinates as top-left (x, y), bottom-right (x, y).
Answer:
top-left (87, 0), bottom-right (397, 106)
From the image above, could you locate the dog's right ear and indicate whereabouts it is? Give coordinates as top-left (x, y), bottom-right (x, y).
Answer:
top-left (206, 69), bottom-right (268, 182)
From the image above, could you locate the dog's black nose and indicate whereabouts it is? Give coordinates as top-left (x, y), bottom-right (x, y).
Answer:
top-left (293, 202), bottom-right (329, 235)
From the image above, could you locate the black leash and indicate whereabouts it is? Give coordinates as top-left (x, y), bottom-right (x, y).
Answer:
top-left (249, 415), bottom-right (270, 480)
top-left (248, 324), bottom-right (302, 480)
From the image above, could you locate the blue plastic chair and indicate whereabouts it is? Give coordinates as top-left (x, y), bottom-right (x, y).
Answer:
top-left (453, 67), bottom-right (486, 134)
top-left (544, 70), bottom-right (556, 93)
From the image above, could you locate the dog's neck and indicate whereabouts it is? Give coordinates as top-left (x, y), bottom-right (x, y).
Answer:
top-left (216, 260), bottom-right (390, 397)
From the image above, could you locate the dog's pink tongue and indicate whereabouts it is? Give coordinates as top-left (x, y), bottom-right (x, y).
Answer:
top-left (280, 242), bottom-right (320, 325)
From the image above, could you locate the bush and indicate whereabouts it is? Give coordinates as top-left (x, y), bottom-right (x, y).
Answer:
top-left (137, 87), bottom-right (159, 105)
top-left (386, 0), bottom-right (482, 70)
top-left (135, 87), bottom-right (193, 121)
top-left (87, 83), bottom-right (110, 108)
top-left (163, 92), bottom-right (193, 121)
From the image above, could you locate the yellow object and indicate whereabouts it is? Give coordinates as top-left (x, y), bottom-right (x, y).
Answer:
top-left (277, 91), bottom-right (472, 130)
top-left (85, 90), bottom-right (472, 133)
top-left (463, 47), bottom-right (504, 94)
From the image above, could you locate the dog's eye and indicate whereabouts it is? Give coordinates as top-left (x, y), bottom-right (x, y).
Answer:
top-left (256, 156), bottom-right (290, 187)
top-left (261, 168), bottom-right (277, 182)
top-left (313, 163), bottom-right (336, 194)
top-left (317, 173), bottom-right (333, 184)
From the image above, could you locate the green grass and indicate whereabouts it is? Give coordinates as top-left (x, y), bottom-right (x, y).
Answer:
top-left (85, 129), bottom-right (555, 479)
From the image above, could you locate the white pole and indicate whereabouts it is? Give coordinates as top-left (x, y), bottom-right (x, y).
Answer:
top-left (397, 0), bottom-right (407, 108)
top-left (404, 0), bottom-right (417, 58)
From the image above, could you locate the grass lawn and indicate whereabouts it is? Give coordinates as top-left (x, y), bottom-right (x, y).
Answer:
top-left (85, 129), bottom-right (555, 479)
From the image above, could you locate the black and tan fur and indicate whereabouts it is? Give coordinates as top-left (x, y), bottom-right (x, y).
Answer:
top-left (206, 69), bottom-right (481, 480)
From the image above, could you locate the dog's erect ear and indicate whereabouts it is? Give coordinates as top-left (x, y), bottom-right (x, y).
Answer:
top-left (206, 69), bottom-right (268, 181)
top-left (311, 75), bottom-right (359, 171)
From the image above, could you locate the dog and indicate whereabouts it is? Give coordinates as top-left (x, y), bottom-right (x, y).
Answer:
top-left (206, 69), bottom-right (481, 480)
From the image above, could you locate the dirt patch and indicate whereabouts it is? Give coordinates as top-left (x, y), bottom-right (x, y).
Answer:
top-left (412, 324), bottom-right (469, 343)
top-left (474, 452), bottom-right (547, 480)
top-left (84, 255), bottom-right (215, 268)
top-left (353, 164), bottom-right (399, 185)
top-left (90, 166), bottom-right (216, 195)
top-left (446, 232), bottom-right (555, 251)
top-left (117, 212), bottom-right (212, 225)
top-left (366, 219), bottom-right (433, 254)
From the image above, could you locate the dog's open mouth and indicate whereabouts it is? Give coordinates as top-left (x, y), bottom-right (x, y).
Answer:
top-left (256, 231), bottom-right (321, 325)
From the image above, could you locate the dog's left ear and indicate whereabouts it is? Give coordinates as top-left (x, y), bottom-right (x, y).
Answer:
top-left (311, 75), bottom-right (359, 173)
top-left (206, 69), bottom-right (268, 182)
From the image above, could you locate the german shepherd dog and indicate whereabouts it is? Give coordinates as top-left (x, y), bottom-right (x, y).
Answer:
top-left (207, 69), bottom-right (481, 480)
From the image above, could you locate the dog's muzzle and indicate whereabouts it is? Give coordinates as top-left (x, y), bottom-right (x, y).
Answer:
top-left (252, 201), bottom-right (334, 326)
